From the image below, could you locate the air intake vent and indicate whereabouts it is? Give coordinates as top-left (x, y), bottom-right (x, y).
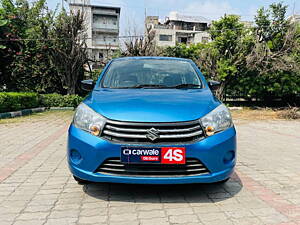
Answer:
top-left (96, 158), bottom-right (210, 177)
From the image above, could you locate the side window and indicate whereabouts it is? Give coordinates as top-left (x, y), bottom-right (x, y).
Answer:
top-left (159, 35), bottom-right (172, 41)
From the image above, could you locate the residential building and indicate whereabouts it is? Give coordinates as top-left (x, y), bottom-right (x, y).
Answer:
top-left (241, 21), bottom-right (254, 28)
top-left (69, 1), bottom-right (120, 68)
top-left (146, 12), bottom-right (211, 47)
top-left (288, 14), bottom-right (300, 24)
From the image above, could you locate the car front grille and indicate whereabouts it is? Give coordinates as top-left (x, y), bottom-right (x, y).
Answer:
top-left (95, 158), bottom-right (210, 177)
top-left (101, 119), bottom-right (204, 144)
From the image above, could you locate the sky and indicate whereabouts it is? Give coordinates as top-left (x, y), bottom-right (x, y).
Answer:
top-left (47, 0), bottom-right (300, 35)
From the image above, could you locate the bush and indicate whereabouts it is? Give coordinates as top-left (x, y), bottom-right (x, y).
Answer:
top-left (0, 92), bottom-right (84, 113)
top-left (39, 94), bottom-right (83, 108)
top-left (0, 92), bottom-right (40, 113)
top-left (277, 107), bottom-right (300, 120)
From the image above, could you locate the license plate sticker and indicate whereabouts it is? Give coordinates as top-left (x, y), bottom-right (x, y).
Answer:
top-left (121, 147), bottom-right (186, 164)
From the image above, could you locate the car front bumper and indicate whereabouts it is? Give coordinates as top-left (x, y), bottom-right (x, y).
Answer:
top-left (67, 125), bottom-right (236, 184)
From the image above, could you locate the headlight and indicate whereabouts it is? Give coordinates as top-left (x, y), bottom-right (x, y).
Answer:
top-left (200, 104), bottom-right (232, 136)
top-left (73, 103), bottom-right (106, 136)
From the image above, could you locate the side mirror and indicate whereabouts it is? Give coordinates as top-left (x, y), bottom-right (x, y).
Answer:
top-left (208, 80), bottom-right (221, 91)
top-left (81, 80), bottom-right (95, 92)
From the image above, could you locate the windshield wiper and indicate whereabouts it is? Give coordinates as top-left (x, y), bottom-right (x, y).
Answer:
top-left (115, 84), bottom-right (201, 89)
top-left (172, 84), bottom-right (201, 89)
top-left (131, 84), bottom-right (168, 89)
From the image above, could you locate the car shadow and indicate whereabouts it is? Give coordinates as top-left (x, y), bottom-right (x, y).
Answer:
top-left (82, 172), bottom-right (243, 204)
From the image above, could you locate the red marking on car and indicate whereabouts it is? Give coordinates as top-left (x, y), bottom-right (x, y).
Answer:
top-left (161, 147), bottom-right (186, 164)
top-left (141, 156), bottom-right (159, 161)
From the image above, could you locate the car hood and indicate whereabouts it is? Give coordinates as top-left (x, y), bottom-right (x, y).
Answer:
top-left (84, 89), bottom-right (220, 122)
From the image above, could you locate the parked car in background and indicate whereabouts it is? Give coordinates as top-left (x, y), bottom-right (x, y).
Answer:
top-left (68, 57), bottom-right (236, 184)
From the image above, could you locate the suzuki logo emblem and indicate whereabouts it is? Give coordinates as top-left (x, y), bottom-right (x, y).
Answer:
top-left (146, 128), bottom-right (160, 141)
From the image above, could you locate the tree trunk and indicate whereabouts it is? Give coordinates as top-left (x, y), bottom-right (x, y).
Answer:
top-left (215, 82), bottom-right (226, 101)
top-left (67, 85), bottom-right (76, 95)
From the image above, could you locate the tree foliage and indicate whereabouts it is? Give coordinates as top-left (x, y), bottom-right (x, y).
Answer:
top-left (0, 1), bottom-right (299, 103)
top-left (0, 0), bottom-right (88, 94)
top-left (49, 10), bottom-right (88, 95)
top-left (122, 27), bottom-right (157, 56)
top-left (163, 3), bottom-right (300, 103)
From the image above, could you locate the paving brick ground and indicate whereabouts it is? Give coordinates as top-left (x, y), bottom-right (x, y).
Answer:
top-left (0, 111), bottom-right (299, 225)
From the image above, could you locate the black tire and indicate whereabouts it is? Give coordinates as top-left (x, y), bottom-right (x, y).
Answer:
top-left (73, 175), bottom-right (90, 185)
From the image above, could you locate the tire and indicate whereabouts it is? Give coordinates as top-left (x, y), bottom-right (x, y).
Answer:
top-left (73, 175), bottom-right (90, 185)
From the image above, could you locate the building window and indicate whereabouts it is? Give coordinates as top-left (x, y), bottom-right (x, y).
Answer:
top-left (159, 35), bottom-right (172, 41)
top-left (178, 37), bottom-right (187, 44)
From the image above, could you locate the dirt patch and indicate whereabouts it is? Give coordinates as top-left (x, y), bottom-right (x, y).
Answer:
top-left (231, 107), bottom-right (300, 121)
top-left (277, 107), bottom-right (300, 119)
top-left (1, 108), bottom-right (299, 126)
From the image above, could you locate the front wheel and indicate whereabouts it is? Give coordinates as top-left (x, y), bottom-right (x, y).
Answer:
top-left (73, 175), bottom-right (90, 185)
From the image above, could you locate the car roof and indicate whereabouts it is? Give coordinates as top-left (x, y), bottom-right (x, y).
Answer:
top-left (111, 56), bottom-right (192, 62)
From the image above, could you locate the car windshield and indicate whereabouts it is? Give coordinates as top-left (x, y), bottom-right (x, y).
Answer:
top-left (101, 59), bottom-right (202, 89)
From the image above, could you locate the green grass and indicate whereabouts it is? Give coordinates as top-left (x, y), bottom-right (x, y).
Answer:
top-left (0, 110), bottom-right (74, 124)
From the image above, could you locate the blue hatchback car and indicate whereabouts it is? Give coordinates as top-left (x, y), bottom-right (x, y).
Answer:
top-left (68, 57), bottom-right (236, 184)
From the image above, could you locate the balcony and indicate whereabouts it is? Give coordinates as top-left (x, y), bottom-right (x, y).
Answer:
top-left (92, 38), bottom-right (119, 47)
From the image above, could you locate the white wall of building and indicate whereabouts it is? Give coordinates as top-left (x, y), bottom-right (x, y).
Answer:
top-left (147, 13), bottom-right (211, 48)
top-left (153, 28), bottom-right (211, 47)
top-left (70, 0), bottom-right (90, 4)
top-left (194, 32), bottom-right (210, 43)
top-left (69, 5), bottom-right (93, 48)
top-left (154, 29), bottom-right (176, 47)
top-left (70, 3), bottom-right (120, 66)
top-left (92, 15), bottom-right (118, 30)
